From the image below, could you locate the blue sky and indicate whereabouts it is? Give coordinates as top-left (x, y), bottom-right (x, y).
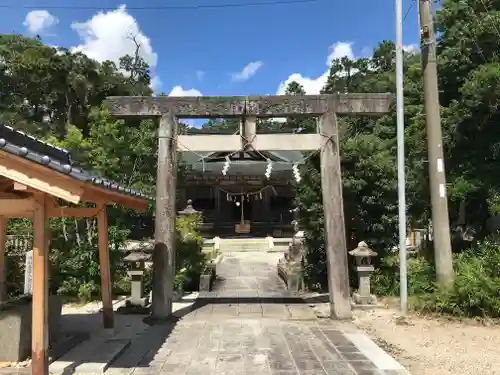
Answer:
top-left (1, 0), bottom-right (421, 97)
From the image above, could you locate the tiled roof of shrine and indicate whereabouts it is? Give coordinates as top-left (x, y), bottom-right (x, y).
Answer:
top-left (0, 124), bottom-right (150, 200)
top-left (182, 149), bottom-right (305, 174)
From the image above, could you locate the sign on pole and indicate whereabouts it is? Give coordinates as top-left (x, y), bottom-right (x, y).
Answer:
top-left (24, 250), bottom-right (33, 295)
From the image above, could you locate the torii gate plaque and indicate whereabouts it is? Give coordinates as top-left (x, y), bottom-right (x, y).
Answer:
top-left (105, 93), bottom-right (391, 319)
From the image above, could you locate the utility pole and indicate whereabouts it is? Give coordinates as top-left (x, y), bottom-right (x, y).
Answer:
top-left (395, 0), bottom-right (407, 314)
top-left (418, 0), bottom-right (454, 288)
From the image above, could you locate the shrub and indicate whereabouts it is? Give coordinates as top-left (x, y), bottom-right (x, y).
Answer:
top-left (374, 235), bottom-right (500, 318)
top-left (51, 224), bottom-right (130, 302)
top-left (141, 214), bottom-right (207, 294)
top-left (175, 214), bottom-right (207, 291)
top-left (372, 254), bottom-right (436, 296)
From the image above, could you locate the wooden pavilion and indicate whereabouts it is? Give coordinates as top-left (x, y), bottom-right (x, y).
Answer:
top-left (0, 125), bottom-right (150, 375)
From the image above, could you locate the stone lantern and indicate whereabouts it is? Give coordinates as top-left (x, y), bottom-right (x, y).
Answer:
top-left (348, 241), bottom-right (378, 305)
top-left (123, 250), bottom-right (152, 307)
top-left (178, 199), bottom-right (199, 216)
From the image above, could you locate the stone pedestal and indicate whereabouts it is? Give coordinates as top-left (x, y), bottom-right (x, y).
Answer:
top-left (118, 250), bottom-right (152, 314)
top-left (351, 265), bottom-right (377, 305)
top-left (128, 270), bottom-right (148, 307)
top-left (349, 241), bottom-right (378, 306)
top-left (277, 225), bottom-right (305, 292)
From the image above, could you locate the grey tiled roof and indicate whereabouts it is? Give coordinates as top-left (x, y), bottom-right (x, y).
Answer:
top-left (0, 125), bottom-right (150, 200)
top-left (181, 150), bottom-right (305, 175)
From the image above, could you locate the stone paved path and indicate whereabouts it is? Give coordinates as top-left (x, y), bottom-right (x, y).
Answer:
top-left (115, 252), bottom-right (409, 375)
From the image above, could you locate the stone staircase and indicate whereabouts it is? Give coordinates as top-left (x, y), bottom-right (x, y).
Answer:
top-left (219, 237), bottom-right (272, 252)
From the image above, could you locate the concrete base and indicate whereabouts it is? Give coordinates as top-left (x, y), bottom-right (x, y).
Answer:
top-left (0, 295), bottom-right (63, 362)
top-left (49, 338), bottom-right (131, 374)
top-left (199, 268), bottom-right (216, 292)
top-left (352, 292), bottom-right (378, 305)
top-left (173, 290), bottom-right (183, 302)
top-left (277, 262), bottom-right (303, 292)
top-left (351, 301), bottom-right (386, 310)
top-left (126, 295), bottom-right (149, 308)
top-left (116, 305), bottom-right (150, 315)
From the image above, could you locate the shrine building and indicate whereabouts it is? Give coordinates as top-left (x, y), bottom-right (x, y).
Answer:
top-left (179, 149), bottom-right (304, 238)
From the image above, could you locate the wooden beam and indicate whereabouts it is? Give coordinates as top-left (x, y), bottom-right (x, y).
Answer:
top-left (0, 152), bottom-right (83, 204)
top-left (0, 178), bottom-right (13, 192)
top-left (13, 182), bottom-right (28, 191)
top-left (31, 194), bottom-right (49, 375)
top-left (0, 192), bottom-right (30, 198)
top-left (105, 94), bottom-right (392, 118)
top-left (0, 216), bottom-right (6, 303)
top-left (242, 117), bottom-right (257, 150)
top-left (0, 198), bottom-right (36, 216)
top-left (56, 207), bottom-right (97, 218)
top-left (81, 185), bottom-right (148, 212)
top-left (319, 109), bottom-right (352, 320)
top-left (151, 112), bottom-right (177, 319)
top-left (8, 207), bottom-right (101, 219)
top-left (49, 207), bottom-right (101, 218)
top-left (97, 204), bottom-right (114, 329)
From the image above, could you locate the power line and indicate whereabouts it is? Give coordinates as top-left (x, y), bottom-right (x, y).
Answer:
top-left (0, 0), bottom-right (320, 10)
top-left (403, 0), bottom-right (416, 23)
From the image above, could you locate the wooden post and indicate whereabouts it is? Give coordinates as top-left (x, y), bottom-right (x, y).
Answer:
top-left (243, 116), bottom-right (257, 150)
top-left (97, 204), bottom-right (114, 329)
top-left (319, 110), bottom-right (352, 319)
top-left (215, 186), bottom-right (221, 231)
top-left (0, 216), bottom-right (6, 303)
top-left (32, 194), bottom-right (49, 375)
top-left (264, 189), bottom-right (270, 236)
top-left (152, 111), bottom-right (177, 319)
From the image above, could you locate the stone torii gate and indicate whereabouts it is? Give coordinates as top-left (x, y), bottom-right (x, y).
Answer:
top-left (105, 94), bottom-right (391, 319)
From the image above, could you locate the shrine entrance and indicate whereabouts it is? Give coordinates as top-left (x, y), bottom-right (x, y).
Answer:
top-left (105, 93), bottom-right (391, 320)
top-left (229, 192), bottom-right (253, 222)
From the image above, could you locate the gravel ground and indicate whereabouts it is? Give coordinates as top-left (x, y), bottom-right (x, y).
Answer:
top-left (351, 307), bottom-right (500, 375)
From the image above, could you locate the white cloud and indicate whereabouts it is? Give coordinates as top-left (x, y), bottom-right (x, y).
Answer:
top-left (277, 42), bottom-right (355, 95)
top-left (70, 5), bottom-right (158, 84)
top-left (150, 76), bottom-right (163, 92)
top-left (403, 44), bottom-right (419, 54)
top-left (326, 41), bottom-right (355, 65)
top-left (23, 10), bottom-right (58, 34)
top-left (231, 61), bottom-right (263, 82)
top-left (169, 85), bottom-right (202, 97)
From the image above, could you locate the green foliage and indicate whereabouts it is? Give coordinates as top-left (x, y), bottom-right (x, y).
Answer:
top-left (141, 214), bottom-right (207, 294)
top-left (49, 222), bottom-right (130, 302)
top-left (173, 270), bottom-right (188, 292)
top-left (374, 235), bottom-right (500, 318)
top-left (0, 33), bottom-right (161, 301)
top-left (372, 255), bottom-right (437, 297)
top-left (175, 214), bottom-right (207, 290)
